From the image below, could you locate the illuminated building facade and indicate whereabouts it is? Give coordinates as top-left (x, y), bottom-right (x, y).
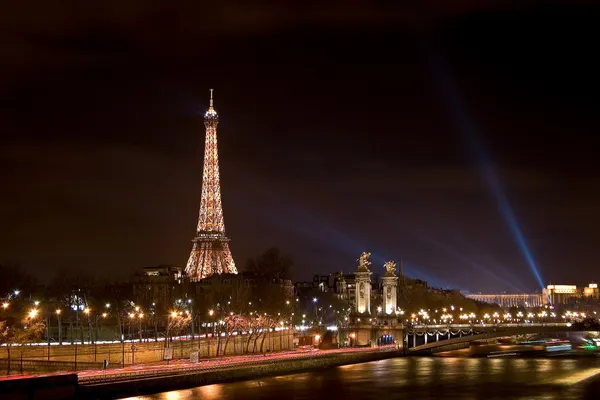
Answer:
top-left (465, 293), bottom-right (545, 308)
top-left (544, 284), bottom-right (579, 304)
top-left (584, 283), bottom-right (599, 298)
top-left (185, 90), bottom-right (237, 281)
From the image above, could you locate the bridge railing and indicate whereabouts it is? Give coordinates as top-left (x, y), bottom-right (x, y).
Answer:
top-left (408, 323), bottom-right (570, 330)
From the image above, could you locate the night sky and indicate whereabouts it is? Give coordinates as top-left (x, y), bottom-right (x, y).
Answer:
top-left (1, 2), bottom-right (599, 293)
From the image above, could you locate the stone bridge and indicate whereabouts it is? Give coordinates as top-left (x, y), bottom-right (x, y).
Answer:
top-left (405, 323), bottom-right (575, 354)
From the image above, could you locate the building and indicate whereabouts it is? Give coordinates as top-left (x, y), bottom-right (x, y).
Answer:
top-left (543, 283), bottom-right (599, 304)
top-left (465, 293), bottom-right (545, 308)
top-left (544, 284), bottom-right (579, 304)
top-left (132, 265), bottom-right (184, 306)
top-left (584, 283), bottom-right (599, 298)
top-left (193, 271), bottom-right (293, 303)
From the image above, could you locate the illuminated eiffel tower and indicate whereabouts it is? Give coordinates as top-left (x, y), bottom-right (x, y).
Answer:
top-left (185, 89), bottom-right (237, 281)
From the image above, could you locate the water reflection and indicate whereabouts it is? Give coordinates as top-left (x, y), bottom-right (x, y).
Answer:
top-left (125, 357), bottom-right (600, 400)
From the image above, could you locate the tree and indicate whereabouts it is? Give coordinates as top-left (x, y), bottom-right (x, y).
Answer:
top-left (245, 248), bottom-right (293, 280)
top-left (0, 320), bottom-right (10, 374)
top-left (1, 314), bottom-right (45, 374)
top-left (166, 312), bottom-right (191, 347)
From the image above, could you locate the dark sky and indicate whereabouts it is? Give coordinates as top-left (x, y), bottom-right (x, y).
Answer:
top-left (1, 1), bottom-right (599, 292)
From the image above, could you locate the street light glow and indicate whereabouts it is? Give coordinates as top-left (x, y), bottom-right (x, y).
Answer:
top-left (28, 309), bottom-right (38, 318)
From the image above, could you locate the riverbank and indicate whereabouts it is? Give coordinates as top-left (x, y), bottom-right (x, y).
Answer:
top-left (78, 347), bottom-right (400, 399)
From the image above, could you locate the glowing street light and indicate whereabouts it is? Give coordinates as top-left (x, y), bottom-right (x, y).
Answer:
top-left (105, 303), bottom-right (111, 309)
top-left (2, 303), bottom-right (8, 310)
top-left (102, 313), bottom-right (108, 318)
top-left (208, 309), bottom-right (214, 316)
top-left (84, 308), bottom-right (90, 315)
top-left (56, 309), bottom-right (61, 315)
top-left (171, 311), bottom-right (178, 318)
top-left (28, 309), bottom-right (38, 319)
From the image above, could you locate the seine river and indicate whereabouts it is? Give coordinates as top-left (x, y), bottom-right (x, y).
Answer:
top-left (125, 356), bottom-right (600, 400)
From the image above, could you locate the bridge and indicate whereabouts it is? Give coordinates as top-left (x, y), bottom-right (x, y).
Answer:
top-left (405, 323), bottom-right (575, 354)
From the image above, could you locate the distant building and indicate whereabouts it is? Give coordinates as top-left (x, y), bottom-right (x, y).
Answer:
top-left (193, 271), bottom-right (293, 300)
top-left (544, 283), bottom-right (599, 304)
top-left (132, 265), bottom-right (184, 305)
top-left (544, 284), bottom-right (580, 304)
top-left (133, 266), bottom-right (293, 307)
top-left (465, 293), bottom-right (545, 308)
top-left (584, 283), bottom-right (599, 298)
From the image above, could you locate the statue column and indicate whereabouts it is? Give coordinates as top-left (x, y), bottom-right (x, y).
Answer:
top-left (382, 261), bottom-right (398, 315)
top-left (354, 252), bottom-right (372, 314)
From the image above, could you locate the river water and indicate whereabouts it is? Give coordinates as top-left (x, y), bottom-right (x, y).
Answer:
top-left (124, 356), bottom-right (600, 400)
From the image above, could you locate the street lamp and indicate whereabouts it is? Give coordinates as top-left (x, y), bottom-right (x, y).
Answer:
top-left (56, 309), bottom-right (62, 344)
top-left (29, 309), bottom-right (38, 318)
top-left (2, 302), bottom-right (8, 310)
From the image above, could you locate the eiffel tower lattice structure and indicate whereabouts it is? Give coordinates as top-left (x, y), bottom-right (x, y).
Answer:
top-left (185, 89), bottom-right (237, 281)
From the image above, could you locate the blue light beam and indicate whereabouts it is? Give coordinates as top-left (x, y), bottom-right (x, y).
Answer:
top-left (426, 48), bottom-right (545, 291)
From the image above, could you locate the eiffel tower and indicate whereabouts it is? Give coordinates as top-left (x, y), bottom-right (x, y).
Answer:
top-left (185, 89), bottom-right (237, 281)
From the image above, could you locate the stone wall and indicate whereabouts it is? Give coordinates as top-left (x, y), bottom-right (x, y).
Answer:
top-left (0, 330), bottom-right (293, 370)
top-left (79, 349), bottom-right (400, 398)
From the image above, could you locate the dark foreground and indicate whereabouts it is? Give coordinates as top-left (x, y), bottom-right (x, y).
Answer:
top-left (128, 357), bottom-right (600, 400)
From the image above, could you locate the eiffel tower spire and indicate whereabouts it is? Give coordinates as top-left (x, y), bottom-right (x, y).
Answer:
top-left (185, 89), bottom-right (237, 281)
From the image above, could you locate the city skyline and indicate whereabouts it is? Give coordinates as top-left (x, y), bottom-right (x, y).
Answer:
top-left (1, 3), bottom-right (599, 293)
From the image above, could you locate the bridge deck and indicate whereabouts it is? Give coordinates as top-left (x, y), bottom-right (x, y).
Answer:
top-left (408, 323), bottom-right (573, 353)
